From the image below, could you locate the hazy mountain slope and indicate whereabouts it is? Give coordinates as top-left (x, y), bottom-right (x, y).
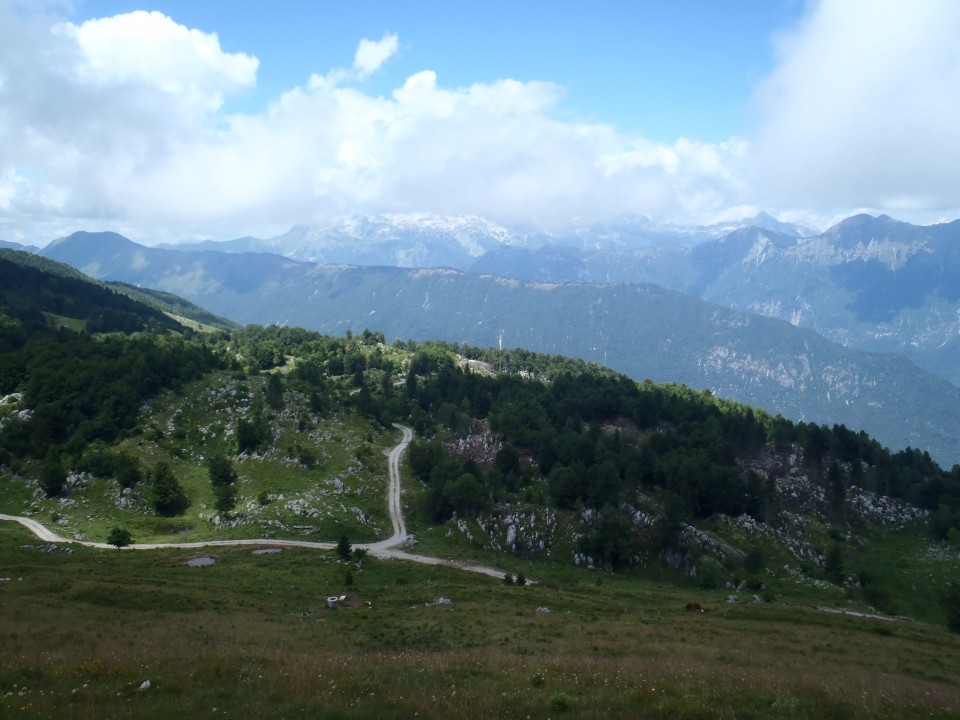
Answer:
top-left (0, 248), bottom-right (92, 281)
top-left (696, 216), bottom-right (960, 385)
top-left (53, 214), bottom-right (960, 390)
top-left (41, 232), bottom-right (960, 466)
top-left (42, 230), bottom-right (305, 298)
top-left (0, 240), bottom-right (38, 252)
top-left (0, 249), bottom-right (183, 335)
top-left (467, 215), bottom-right (960, 387)
top-left (169, 215), bottom-right (515, 269)
top-left (105, 282), bottom-right (239, 332)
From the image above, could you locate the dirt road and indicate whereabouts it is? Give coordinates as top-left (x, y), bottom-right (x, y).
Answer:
top-left (0, 424), bottom-right (524, 582)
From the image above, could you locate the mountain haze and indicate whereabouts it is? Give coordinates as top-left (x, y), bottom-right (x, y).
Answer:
top-left (465, 215), bottom-right (960, 387)
top-left (163, 212), bottom-right (813, 267)
top-left (156, 213), bottom-right (960, 387)
top-left (41, 231), bottom-right (960, 466)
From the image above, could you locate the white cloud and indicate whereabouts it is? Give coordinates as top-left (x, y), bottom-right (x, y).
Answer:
top-left (56, 10), bottom-right (258, 113)
top-left (5, 1), bottom-right (959, 247)
top-left (0, 6), bottom-right (749, 244)
top-left (0, 4), bottom-right (262, 241)
top-left (353, 32), bottom-right (398, 79)
top-left (751, 0), bottom-right (960, 218)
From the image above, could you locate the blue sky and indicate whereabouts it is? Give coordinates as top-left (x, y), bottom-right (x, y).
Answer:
top-left (78, 0), bottom-right (803, 141)
top-left (1, 0), bottom-right (959, 244)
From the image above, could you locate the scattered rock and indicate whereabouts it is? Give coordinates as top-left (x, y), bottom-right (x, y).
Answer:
top-left (21, 544), bottom-right (73, 554)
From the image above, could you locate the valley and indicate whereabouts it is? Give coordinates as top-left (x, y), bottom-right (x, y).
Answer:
top-left (4, 4), bottom-right (960, 716)
top-left (0, 242), bottom-right (959, 719)
top-left (33, 223), bottom-right (960, 466)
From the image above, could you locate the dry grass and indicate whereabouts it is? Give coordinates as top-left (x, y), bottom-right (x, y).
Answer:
top-left (1, 524), bottom-right (959, 719)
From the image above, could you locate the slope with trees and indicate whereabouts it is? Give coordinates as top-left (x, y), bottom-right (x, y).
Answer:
top-left (0, 263), bottom-right (957, 628)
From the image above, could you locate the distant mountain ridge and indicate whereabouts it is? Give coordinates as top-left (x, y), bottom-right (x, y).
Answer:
top-left (162, 211), bottom-right (815, 267)
top-left (153, 212), bottom-right (960, 386)
top-left (40, 230), bottom-right (960, 466)
top-left (0, 239), bottom-right (39, 253)
top-left (461, 214), bottom-right (960, 387)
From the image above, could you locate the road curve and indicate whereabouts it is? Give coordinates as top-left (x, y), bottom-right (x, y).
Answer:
top-left (0, 424), bottom-right (527, 582)
top-left (362, 423), bottom-right (413, 552)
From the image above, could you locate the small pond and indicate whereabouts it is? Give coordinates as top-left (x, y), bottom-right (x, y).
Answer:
top-left (186, 556), bottom-right (216, 567)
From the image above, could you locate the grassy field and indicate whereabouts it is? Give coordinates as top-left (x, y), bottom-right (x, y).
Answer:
top-left (0, 372), bottom-right (399, 546)
top-left (1, 523), bottom-right (958, 719)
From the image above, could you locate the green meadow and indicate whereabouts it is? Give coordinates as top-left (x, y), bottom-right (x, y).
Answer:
top-left (1, 523), bottom-right (958, 719)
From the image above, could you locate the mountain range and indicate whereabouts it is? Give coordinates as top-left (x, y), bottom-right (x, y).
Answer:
top-left (158, 211), bottom-right (814, 264)
top-left (137, 212), bottom-right (960, 388)
top-left (38, 230), bottom-right (960, 466)
top-left (473, 214), bottom-right (960, 387)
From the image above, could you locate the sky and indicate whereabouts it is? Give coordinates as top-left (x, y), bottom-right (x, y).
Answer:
top-left (1, 0), bottom-right (959, 246)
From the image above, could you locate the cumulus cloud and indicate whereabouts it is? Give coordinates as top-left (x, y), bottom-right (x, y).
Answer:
top-left (5, 1), bottom-right (958, 246)
top-left (0, 6), bottom-right (747, 244)
top-left (353, 32), bottom-right (398, 79)
top-left (0, 4), bottom-right (261, 241)
top-left (751, 0), bottom-right (960, 217)
top-left (57, 11), bottom-right (257, 112)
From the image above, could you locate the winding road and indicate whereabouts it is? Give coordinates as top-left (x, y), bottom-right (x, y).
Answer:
top-left (0, 424), bottom-right (516, 581)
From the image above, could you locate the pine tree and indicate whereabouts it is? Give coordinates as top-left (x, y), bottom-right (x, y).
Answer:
top-left (945, 581), bottom-right (960, 633)
top-left (39, 447), bottom-right (66, 498)
top-left (150, 461), bottom-right (189, 516)
top-left (336, 533), bottom-right (352, 562)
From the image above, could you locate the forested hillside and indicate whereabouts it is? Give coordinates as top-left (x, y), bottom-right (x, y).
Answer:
top-left (0, 251), bottom-right (220, 466)
top-left (39, 231), bottom-right (960, 467)
top-left (234, 328), bottom-right (960, 598)
top-left (0, 266), bottom-right (958, 628)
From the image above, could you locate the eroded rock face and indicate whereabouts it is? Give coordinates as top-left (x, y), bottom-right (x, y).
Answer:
top-left (506, 524), bottom-right (517, 550)
top-left (444, 420), bottom-right (502, 468)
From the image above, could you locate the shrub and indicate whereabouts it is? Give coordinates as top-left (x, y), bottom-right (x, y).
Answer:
top-left (550, 693), bottom-right (572, 712)
top-left (107, 527), bottom-right (132, 549)
top-left (697, 556), bottom-right (725, 590)
top-left (744, 545), bottom-right (764, 575)
top-left (40, 455), bottom-right (66, 498)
